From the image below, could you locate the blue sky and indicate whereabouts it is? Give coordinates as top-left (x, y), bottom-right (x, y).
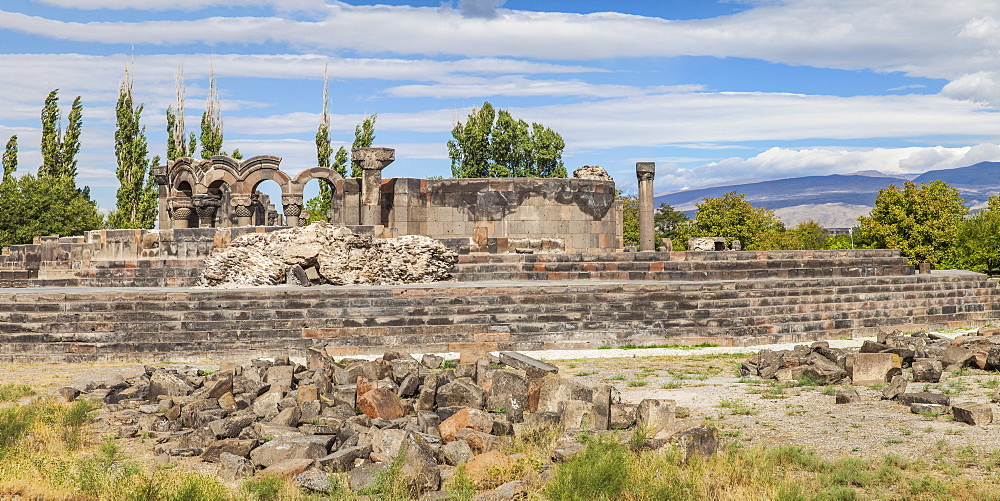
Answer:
top-left (2, 0), bottom-right (1000, 211)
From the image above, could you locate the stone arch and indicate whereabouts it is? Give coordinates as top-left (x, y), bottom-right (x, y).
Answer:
top-left (289, 167), bottom-right (344, 196)
top-left (198, 168), bottom-right (239, 197)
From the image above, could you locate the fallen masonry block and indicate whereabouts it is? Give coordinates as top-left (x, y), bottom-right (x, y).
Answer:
top-left (898, 392), bottom-right (951, 407)
top-left (952, 402), bottom-right (993, 426)
top-left (911, 358), bottom-right (943, 383)
top-left (677, 427), bottom-right (720, 461)
top-left (499, 351), bottom-right (559, 377)
top-left (910, 403), bottom-right (950, 416)
top-left (851, 353), bottom-right (901, 385)
top-left (835, 387), bottom-right (860, 404)
top-left (638, 399), bottom-right (676, 435)
top-left (882, 375), bottom-right (908, 400)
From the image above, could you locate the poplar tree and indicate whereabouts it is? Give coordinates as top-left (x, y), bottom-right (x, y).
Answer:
top-left (2, 135), bottom-right (16, 183)
top-left (350, 114), bottom-right (376, 177)
top-left (167, 64), bottom-right (188, 160)
top-left (38, 90), bottom-right (83, 179)
top-left (200, 64), bottom-right (223, 159)
top-left (108, 62), bottom-right (156, 229)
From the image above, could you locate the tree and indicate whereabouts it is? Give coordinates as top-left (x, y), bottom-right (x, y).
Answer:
top-left (107, 63), bottom-right (156, 229)
top-left (681, 191), bottom-right (785, 249)
top-left (231, 149), bottom-right (243, 160)
top-left (167, 64), bottom-right (188, 160)
top-left (0, 174), bottom-right (103, 247)
top-left (350, 114), bottom-right (376, 177)
top-left (654, 202), bottom-right (690, 244)
top-left (448, 101), bottom-right (566, 178)
top-left (949, 195), bottom-right (1000, 274)
top-left (620, 195), bottom-right (639, 245)
top-left (856, 180), bottom-right (967, 266)
top-left (39, 90), bottom-right (61, 177)
top-left (37, 90), bottom-right (83, 179)
top-left (200, 65), bottom-right (223, 159)
top-left (2, 135), bottom-right (16, 183)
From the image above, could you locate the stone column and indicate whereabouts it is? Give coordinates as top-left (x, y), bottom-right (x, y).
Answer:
top-left (191, 195), bottom-right (222, 228)
top-left (230, 196), bottom-right (254, 227)
top-left (167, 198), bottom-right (193, 229)
top-left (282, 195), bottom-right (304, 228)
top-left (352, 147), bottom-right (395, 226)
top-left (636, 162), bottom-right (655, 251)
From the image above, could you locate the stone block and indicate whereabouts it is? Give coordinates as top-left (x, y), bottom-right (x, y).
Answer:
top-left (835, 387), bottom-right (860, 404)
top-left (487, 370), bottom-right (528, 423)
top-left (637, 399), bottom-right (676, 435)
top-left (558, 400), bottom-right (595, 430)
top-left (910, 403), bottom-right (950, 415)
top-left (610, 403), bottom-right (638, 429)
top-left (357, 387), bottom-right (407, 421)
top-left (911, 358), bottom-right (943, 383)
top-left (677, 427), bottom-right (719, 461)
top-left (439, 408), bottom-right (495, 443)
top-left (898, 392), bottom-right (950, 407)
top-left (249, 436), bottom-right (331, 468)
top-left (851, 353), bottom-right (901, 385)
top-left (465, 450), bottom-right (515, 488)
top-left (952, 402), bottom-right (993, 426)
top-left (318, 444), bottom-right (372, 472)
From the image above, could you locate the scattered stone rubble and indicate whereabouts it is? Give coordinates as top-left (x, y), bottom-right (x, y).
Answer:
top-left (741, 326), bottom-right (1000, 426)
top-left (198, 222), bottom-right (458, 287)
top-left (571, 165), bottom-right (612, 181)
top-left (64, 348), bottom-right (714, 498)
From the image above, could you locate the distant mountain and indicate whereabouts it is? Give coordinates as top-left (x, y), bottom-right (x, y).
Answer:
top-left (654, 161), bottom-right (1000, 228)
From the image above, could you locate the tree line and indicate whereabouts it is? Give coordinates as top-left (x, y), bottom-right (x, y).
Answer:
top-left (625, 181), bottom-right (999, 272)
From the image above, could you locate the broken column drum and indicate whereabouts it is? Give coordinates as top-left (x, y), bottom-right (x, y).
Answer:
top-left (636, 162), bottom-right (655, 251)
top-left (352, 148), bottom-right (395, 226)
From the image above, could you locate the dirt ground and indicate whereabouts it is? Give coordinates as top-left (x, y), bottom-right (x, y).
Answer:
top-left (5, 350), bottom-right (1000, 478)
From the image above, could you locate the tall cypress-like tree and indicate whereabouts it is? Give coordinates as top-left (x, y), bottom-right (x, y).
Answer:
top-left (316, 64), bottom-right (333, 171)
top-left (62, 96), bottom-right (83, 179)
top-left (39, 90), bottom-right (61, 177)
top-left (108, 63), bottom-right (155, 229)
top-left (2, 135), bottom-right (16, 183)
top-left (38, 90), bottom-right (84, 179)
top-left (200, 64), bottom-right (223, 159)
top-left (167, 64), bottom-right (187, 160)
top-left (350, 114), bottom-right (376, 177)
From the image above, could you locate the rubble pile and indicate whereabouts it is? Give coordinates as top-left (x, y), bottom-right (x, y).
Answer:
top-left (741, 326), bottom-right (1000, 425)
top-left (571, 165), bottom-right (612, 181)
top-left (64, 348), bottom-right (716, 497)
top-left (198, 222), bottom-right (458, 287)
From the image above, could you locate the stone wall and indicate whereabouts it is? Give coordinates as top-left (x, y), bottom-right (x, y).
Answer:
top-left (337, 177), bottom-right (619, 253)
top-left (1, 272), bottom-right (997, 362)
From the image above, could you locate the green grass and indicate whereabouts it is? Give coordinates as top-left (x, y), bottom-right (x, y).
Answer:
top-left (660, 381), bottom-right (682, 390)
top-left (718, 399), bottom-right (759, 415)
top-left (0, 384), bottom-right (34, 403)
top-left (573, 371), bottom-right (597, 377)
top-left (627, 381), bottom-right (648, 387)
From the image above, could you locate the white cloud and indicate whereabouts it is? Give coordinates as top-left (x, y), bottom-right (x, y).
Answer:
top-left (385, 77), bottom-right (699, 99)
top-left (34, 0), bottom-right (328, 13)
top-left (6, 1), bottom-right (1000, 81)
top-left (942, 72), bottom-right (1000, 106)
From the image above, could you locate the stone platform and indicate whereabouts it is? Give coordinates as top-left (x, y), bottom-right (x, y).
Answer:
top-left (1, 271), bottom-right (997, 362)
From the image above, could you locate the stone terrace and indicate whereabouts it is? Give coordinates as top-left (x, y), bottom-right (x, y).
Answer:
top-left (0, 271), bottom-right (996, 362)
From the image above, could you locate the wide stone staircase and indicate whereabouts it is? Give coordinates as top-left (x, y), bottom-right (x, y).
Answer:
top-left (0, 271), bottom-right (996, 362)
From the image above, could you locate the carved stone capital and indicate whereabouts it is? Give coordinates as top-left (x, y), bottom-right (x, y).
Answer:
top-left (635, 162), bottom-right (655, 182)
top-left (351, 147), bottom-right (395, 172)
top-left (283, 204), bottom-right (302, 217)
top-left (230, 196), bottom-right (253, 208)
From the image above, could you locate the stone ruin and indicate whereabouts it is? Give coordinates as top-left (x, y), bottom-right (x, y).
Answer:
top-left (62, 350), bottom-right (715, 497)
top-left (740, 326), bottom-right (1000, 426)
top-left (198, 222), bottom-right (458, 287)
top-left (155, 150), bottom-right (620, 254)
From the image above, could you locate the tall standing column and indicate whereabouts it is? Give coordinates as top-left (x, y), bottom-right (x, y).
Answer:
top-left (636, 162), bottom-right (655, 251)
top-left (352, 147), bottom-right (395, 226)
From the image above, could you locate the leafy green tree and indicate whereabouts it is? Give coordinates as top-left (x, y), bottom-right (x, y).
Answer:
top-left (620, 195), bottom-right (639, 245)
top-left (108, 65), bottom-right (156, 229)
top-left (681, 191), bottom-right (784, 249)
top-left (2, 135), bottom-right (16, 183)
top-left (0, 174), bottom-right (103, 247)
top-left (200, 68), bottom-right (223, 159)
top-left (231, 149), bottom-right (243, 160)
top-left (856, 180), bottom-right (967, 266)
top-left (350, 114), bottom-right (377, 177)
top-left (39, 90), bottom-right (61, 177)
top-left (448, 101), bottom-right (566, 178)
top-left (38, 90), bottom-right (83, 179)
top-left (166, 106), bottom-right (181, 160)
top-left (654, 203), bottom-right (690, 244)
top-left (944, 195), bottom-right (1000, 273)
